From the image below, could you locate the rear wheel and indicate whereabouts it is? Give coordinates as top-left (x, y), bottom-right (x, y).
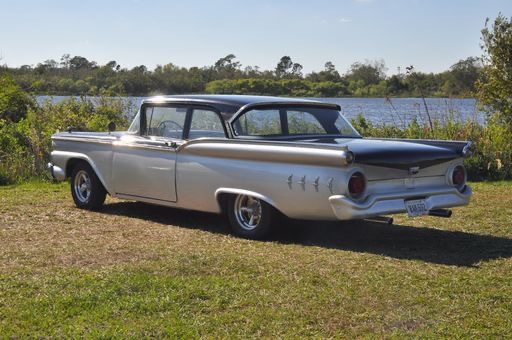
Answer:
top-left (70, 162), bottom-right (106, 210)
top-left (227, 194), bottom-right (273, 239)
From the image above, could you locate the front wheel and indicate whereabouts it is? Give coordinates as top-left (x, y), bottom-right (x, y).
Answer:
top-left (70, 162), bottom-right (107, 210)
top-left (227, 194), bottom-right (273, 239)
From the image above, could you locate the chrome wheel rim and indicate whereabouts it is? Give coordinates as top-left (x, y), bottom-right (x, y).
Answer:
top-left (73, 170), bottom-right (91, 203)
top-left (234, 195), bottom-right (262, 231)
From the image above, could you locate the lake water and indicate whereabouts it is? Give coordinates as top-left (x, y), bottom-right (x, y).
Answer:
top-left (36, 96), bottom-right (485, 126)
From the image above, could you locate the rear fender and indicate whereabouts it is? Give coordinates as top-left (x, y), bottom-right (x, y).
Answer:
top-left (214, 188), bottom-right (280, 214)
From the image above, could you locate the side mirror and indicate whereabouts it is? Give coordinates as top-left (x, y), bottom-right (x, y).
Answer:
top-left (107, 121), bottom-right (116, 133)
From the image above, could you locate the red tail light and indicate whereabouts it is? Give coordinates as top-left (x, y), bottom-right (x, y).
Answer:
top-left (348, 172), bottom-right (366, 199)
top-left (451, 165), bottom-right (466, 191)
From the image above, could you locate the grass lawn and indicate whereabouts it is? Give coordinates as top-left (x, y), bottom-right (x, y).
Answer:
top-left (0, 181), bottom-right (511, 337)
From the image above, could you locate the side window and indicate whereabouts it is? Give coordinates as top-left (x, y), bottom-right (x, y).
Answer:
top-left (145, 106), bottom-right (187, 139)
top-left (335, 115), bottom-right (358, 136)
top-left (287, 110), bottom-right (326, 134)
top-left (189, 109), bottom-right (225, 139)
top-left (234, 109), bottom-right (281, 136)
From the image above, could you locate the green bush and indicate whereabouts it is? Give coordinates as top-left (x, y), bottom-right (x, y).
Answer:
top-left (205, 79), bottom-right (349, 97)
top-left (352, 113), bottom-right (512, 181)
top-left (0, 75), bottom-right (35, 122)
top-left (0, 119), bottom-right (34, 184)
top-left (1, 81), bottom-right (511, 184)
top-left (0, 96), bottom-right (132, 184)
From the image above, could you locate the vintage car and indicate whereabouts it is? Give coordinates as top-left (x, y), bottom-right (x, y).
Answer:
top-left (48, 95), bottom-right (472, 239)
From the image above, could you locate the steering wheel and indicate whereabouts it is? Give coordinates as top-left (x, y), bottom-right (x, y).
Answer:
top-left (157, 120), bottom-right (183, 138)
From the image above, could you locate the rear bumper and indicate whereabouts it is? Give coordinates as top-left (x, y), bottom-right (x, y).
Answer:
top-left (47, 162), bottom-right (66, 181)
top-left (329, 185), bottom-right (472, 220)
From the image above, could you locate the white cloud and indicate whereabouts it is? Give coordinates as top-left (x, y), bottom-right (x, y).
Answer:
top-left (339, 17), bottom-right (352, 23)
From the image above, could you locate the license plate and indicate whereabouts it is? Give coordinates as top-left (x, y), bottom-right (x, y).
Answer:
top-left (405, 199), bottom-right (429, 217)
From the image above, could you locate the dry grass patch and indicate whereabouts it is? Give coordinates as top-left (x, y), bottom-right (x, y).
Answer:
top-left (0, 181), bottom-right (511, 337)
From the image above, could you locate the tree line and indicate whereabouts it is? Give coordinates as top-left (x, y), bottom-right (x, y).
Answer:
top-left (0, 53), bottom-right (482, 98)
top-left (1, 13), bottom-right (512, 184)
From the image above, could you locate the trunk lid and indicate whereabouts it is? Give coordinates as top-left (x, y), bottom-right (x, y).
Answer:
top-left (302, 137), bottom-right (466, 180)
top-left (340, 138), bottom-right (459, 170)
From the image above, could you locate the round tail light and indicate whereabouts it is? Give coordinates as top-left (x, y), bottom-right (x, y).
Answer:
top-left (451, 165), bottom-right (466, 192)
top-left (348, 172), bottom-right (366, 199)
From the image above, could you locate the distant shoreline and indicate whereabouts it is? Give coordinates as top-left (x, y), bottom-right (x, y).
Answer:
top-left (31, 93), bottom-right (477, 100)
top-left (35, 95), bottom-right (485, 126)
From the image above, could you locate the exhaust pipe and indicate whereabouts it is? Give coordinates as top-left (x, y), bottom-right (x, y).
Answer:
top-left (428, 209), bottom-right (452, 218)
top-left (365, 216), bottom-right (394, 225)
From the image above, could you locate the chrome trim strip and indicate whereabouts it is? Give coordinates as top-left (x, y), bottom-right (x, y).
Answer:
top-left (181, 141), bottom-right (350, 167)
top-left (115, 192), bottom-right (176, 203)
top-left (182, 137), bottom-right (348, 151)
top-left (113, 141), bottom-right (181, 152)
top-left (52, 136), bottom-right (116, 144)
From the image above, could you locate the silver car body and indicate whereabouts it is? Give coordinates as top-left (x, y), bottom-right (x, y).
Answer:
top-left (49, 95), bottom-right (472, 220)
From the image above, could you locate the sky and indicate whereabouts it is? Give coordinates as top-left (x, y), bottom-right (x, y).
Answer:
top-left (0, 0), bottom-right (510, 75)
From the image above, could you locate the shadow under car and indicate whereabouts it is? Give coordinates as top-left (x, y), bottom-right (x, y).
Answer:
top-left (100, 201), bottom-right (512, 267)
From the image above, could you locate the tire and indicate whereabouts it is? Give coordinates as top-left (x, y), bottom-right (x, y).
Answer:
top-left (70, 162), bottom-right (107, 210)
top-left (227, 194), bottom-right (273, 239)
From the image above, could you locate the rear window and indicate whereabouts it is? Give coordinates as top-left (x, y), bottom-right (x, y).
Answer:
top-left (235, 109), bottom-right (281, 136)
top-left (287, 110), bottom-right (325, 134)
top-left (232, 107), bottom-right (360, 138)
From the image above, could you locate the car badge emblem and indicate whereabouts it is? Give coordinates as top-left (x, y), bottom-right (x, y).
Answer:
top-left (409, 166), bottom-right (420, 176)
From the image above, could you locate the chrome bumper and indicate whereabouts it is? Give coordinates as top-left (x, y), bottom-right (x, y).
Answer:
top-left (47, 162), bottom-right (66, 181)
top-left (329, 186), bottom-right (472, 220)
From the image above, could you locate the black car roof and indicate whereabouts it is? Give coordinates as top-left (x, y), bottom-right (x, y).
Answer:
top-left (141, 95), bottom-right (341, 121)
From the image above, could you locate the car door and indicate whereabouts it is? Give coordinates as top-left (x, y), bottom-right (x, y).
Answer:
top-left (112, 105), bottom-right (189, 203)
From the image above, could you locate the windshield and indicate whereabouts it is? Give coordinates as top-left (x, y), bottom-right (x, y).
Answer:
top-left (232, 107), bottom-right (360, 138)
top-left (127, 111), bottom-right (140, 134)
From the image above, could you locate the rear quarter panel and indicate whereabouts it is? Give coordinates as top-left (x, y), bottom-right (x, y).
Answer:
top-left (51, 136), bottom-right (115, 193)
top-left (175, 140), bottom-right (355, 219)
